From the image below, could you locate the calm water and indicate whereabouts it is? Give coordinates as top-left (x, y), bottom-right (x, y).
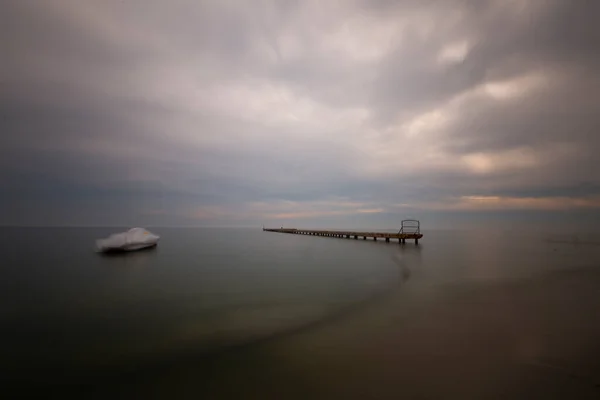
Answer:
top-left (2, 227), bottom-right (600, 398)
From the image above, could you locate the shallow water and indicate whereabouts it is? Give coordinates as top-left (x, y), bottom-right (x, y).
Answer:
top-left (2, 227), bottom-right (600, 398)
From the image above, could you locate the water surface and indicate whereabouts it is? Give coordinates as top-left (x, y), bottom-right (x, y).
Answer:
top-left (2, 227), bottom-right (600, 398)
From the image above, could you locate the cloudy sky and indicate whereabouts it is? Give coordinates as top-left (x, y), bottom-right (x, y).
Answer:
top-left (1, 0), bottom-right (599, 228)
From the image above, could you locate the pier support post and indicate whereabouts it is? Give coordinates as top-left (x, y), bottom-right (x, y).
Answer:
top-left (363, 236), bottom-right (366, 240)
top-left (354, 235), bottom-right (358, 239)
top-left (385, 237), bottom-right (390, 242)
top-left (415, 238), bottom-right (419, 245)
top-left (373, 237), bottom-right (377, 241)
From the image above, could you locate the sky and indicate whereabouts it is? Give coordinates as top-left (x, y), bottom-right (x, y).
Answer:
top-left (1, 0), bottom-right (599, 229)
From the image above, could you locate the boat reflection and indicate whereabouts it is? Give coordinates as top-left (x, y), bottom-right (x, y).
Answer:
top-left (99, 245), bottom-right (159, 267)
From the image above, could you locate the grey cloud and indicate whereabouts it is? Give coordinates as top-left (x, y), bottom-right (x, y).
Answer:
top-left (1, 0), bottom-right (599, 226)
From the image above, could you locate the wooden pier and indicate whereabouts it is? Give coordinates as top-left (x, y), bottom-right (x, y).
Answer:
top-left (263, 220), bottom-right (423, 245)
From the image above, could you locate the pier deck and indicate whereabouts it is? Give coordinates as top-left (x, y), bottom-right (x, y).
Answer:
top-left (263, 220), bottom-right (423, 245)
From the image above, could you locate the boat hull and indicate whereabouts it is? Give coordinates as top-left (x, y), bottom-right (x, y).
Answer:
top-left (99, 242), bottom-right (158, 253)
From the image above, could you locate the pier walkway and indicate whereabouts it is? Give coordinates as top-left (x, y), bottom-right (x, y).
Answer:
top-left (263, 220), bottom-right (423, 245)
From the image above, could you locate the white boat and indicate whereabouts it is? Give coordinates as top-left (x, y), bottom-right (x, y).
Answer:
top-left (96, 227), bottom-right (160, 253)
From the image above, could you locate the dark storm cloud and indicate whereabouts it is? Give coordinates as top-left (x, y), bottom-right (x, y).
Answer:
top-left (1, 0), bottom-right (599, 226)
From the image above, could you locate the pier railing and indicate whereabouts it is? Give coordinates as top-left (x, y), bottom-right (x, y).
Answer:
top-left (398, 219), bottom-right (420, 234)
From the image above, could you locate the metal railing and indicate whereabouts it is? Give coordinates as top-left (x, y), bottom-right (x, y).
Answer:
top-left (398, 219), bottom-right (420, 234)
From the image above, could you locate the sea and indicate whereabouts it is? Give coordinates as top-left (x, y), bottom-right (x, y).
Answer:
top-left (2, 226), bottom-right (600, 399)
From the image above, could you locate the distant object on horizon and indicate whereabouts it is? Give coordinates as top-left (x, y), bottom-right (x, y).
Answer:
top-left (96, 227), bottom-right (160, 253)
